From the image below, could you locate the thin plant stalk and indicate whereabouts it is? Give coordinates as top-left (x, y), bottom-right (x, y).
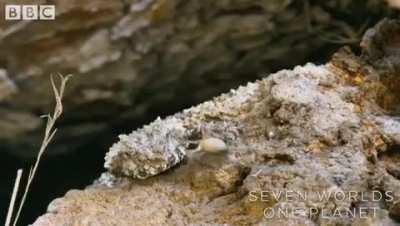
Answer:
top-left (5, 169), bottom-right (23, 226)
top-left (12, 74), bottom-right (72, 226)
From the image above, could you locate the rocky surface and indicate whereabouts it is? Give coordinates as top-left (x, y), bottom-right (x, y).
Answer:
top-left (32, 19), bottom-right (400, 226)
top-left (0, 0), bottom-right (394, 157)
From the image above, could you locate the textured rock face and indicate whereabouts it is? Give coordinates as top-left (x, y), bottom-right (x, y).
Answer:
top-left (0, 0), bottom-right (393, 157)
top-left (32, 20), bottom-right (400, 226)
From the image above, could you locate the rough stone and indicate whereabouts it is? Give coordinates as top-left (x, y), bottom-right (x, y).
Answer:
top-left (32, 19), bottom-right (400, 226)
top-left (0, 69), bottom-right (16, 101)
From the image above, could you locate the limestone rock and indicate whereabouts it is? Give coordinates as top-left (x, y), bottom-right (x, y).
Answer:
top-left (32, 20), bottom-right (400, 226)
top-left (0, 69), bottom-right (16, 101)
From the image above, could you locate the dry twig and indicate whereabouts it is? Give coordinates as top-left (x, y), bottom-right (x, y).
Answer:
top-left (5, 169), bottom-right (23, 226)
top-left (5, 74), bottom-right (72, 226)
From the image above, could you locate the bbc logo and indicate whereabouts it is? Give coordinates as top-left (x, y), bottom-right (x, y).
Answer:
top-left (5, 5), bottom-right (55, 20)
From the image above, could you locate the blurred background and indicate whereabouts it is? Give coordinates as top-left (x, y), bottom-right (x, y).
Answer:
top-left (0, 0), bottom-right (398, 224)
